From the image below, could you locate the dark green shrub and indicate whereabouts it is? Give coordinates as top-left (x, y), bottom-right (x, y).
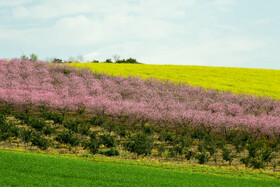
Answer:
top-left (185, 150), bottom-right (195, 161)
top-left (101, 120), bottom-right (115, 133)
top-left (0, 120), bottom-right (18, 141)
top-left (0, 105), bottom-right (12, 115)
top-left (198, 141), bottom-right (206, 153)
top-left (261, 148), bottom-right (275, 166)
top-left (30, 53), bottom-right (38, 62)
top-left (99, 148), bottom-right (120, 156)
top-left (196, 151), bottom-right (210, 164)
top-left (0, 114), bottom-right (6, 126)
top-left (29, 118), bottom-right (46, 131)
top-left (240, 157), bottom-right (250, 168)
top-left (116, 125), bottom-right (127, 138)
top-left (55, 130), bottom-right (79, 146)
top-left (78, 122), bottom-right (90, 135)
top-left (31, 132), bottom-right (49, 150)
top-left (192, 126), bottom-right (207, 140)
top-left (43, 125), bottom-right (56, 136)
top-left (158, 130), bottom-right (174, 144)
top-left (8, 122), bottom-right (19, 137)
top-left (105, 59), bottom-right (112, 63)
top-left (0, 132), bottom-right (12, 142)
top-left (249, 157), bottom-right (265, 169)
top-left (14, 112), bottom-right (30, 124)
top-left (247, 141), bottom-right (264, 158)
top-left (222, 146), bottom-right (236, 166)
top-left (170, 145), bottom-right (184, 158)
top-left (19, 128), bottom-right (33, 145)
top-left (49, 112), bottom-right (64, 125)
top-left (157, 144), bottom-right (165, 157)
top-left (62, 68), bottom-right (71, 75)
top-left (126, 58), bottom-right (140, 64)
top-left (63, 119), bottom-right (79, 133)
top-left (116, 58), bottom-right (141, 64)
top-left (143, 125), bottom-right (154, 135)
top-left (84, 132), bottom-right (101, 154)
top-left (89, 115), bottom-right (106, 126)
top-left (100, 133), bottom-right (116, 148)
top-left (76, 106), bottom-right (86, 115)
top-left (53, 58), bottom-right (63, 63)
top-left (124, 133), bottom-right (154, 156)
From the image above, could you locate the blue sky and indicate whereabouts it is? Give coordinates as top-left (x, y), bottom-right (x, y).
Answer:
top-left (0, 0), bottom-right (279, 69)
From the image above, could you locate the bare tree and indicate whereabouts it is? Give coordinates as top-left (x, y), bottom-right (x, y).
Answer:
top-left (77, 55), bottom-right (84, 63)
top-left (112, 54), bottom-right (120, 62)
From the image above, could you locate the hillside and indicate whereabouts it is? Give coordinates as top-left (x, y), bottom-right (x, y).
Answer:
top-left (70, 63), bottom-right (280, 99)
top-left (1, 150), bottom-right (280, 186)
top-left (1, 59), bottom-right (280, 175)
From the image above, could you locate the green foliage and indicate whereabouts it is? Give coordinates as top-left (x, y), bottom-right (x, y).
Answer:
top-left (84, 132), bottom-right (101, 154)
top-left (99, 148), bottom-right (120, 156)
top-left (100, 133), bottom-right (116, 148)
top-left (196, 151), bottom-right (210, 164)
top-left (31, 132), bottom-right (49, 150)
top-left (105, 59), bottom-right (112, 63)
top-left (63, 119), bottom-right (79, 133)
top-left (0, 118), bottom-right (19, 141)
top-left (261, 148), bottom-right (275, 165)
top-left (0, 105), bottom-right (12, 115)
top-left (42, 111), bottom-right (64, 125)
top-left (115, 125), bottom-right (127, 138)
top-left (20, 55), bottom-right (28, 60)
top-left (222, 146), bottom-right (236, 166)
top-left (14, 112), bottom-right (30, 124)
top-left (158, 130), bottom-right (174, 144)
top-left (55, 130), bottom-right (79, 146)
top-left (28, 118), bottom-right (46, 131)
top-left (143, 124), bottom-right (154, 135)
top-left (78, 122), bottom-right (90, 135)
top-left (53, 58), bottom-right (63, 63)
top-left (89, 115), bottom-right (106, 126)
top-left (18, 128), bottom-right (33, 144)
top-left (185, 149), bottom-right (195, 161)
top-left (124, 133), bottom-right (154, 156)
top-left (30, 53), bottom-right (38, 62)
top-left (43, 125), bottom-right (56, 136)
top-left (101, 120), bottom-right (115, 133)
top-left (116, 58), bottom-right (141, 64)
top-left (247, 141), bottom-right (264, 158)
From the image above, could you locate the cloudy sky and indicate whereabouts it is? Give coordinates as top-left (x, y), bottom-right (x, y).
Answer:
top-left (0, 0), bottom-right (279, 69)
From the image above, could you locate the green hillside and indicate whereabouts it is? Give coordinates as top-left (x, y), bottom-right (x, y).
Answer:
top-left (1, 150), bottom-right (280, 186)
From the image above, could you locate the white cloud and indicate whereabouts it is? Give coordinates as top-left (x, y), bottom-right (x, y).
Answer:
top-left (9, 0), bottom-right (196, 20)
top-left (0, 0), bottom-right (279, 69)
top-left (0, 0), bottom-right (34, 7)
top-left (253, 18), bottom-right (271, 26)
top-left (212, 0), bottom-right (236, 11)
top-left (216, 24), bottom-right (239, 31)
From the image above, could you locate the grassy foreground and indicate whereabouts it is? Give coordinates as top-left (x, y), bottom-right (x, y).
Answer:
top-left (70, 63), bottom-right (280, 99)
top-left (1, 150), bottom-right (280, 186)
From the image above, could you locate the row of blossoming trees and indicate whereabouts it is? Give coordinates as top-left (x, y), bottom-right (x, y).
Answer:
top-left (1, 59), bottom-right (279, 134)
top-left (1, 59), bottom-right (280, 169)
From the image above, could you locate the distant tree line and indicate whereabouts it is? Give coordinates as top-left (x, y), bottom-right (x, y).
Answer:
top-left (91, 58), bottom-right (142, 64)
top-left (19, 54), bottom-right (142, 64)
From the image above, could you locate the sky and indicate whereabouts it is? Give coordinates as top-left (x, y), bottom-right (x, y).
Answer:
top-left (0, 0), bottom-right (280, 69)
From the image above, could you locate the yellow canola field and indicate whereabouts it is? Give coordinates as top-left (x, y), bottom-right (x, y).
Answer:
top-left (70, 63), bottom-right (280, 99)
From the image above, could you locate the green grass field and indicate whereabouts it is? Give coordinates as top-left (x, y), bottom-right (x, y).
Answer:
top-left (70, 63), bottom-right (280, 99)
top-left (1, 150), bottom-right (280, 186)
